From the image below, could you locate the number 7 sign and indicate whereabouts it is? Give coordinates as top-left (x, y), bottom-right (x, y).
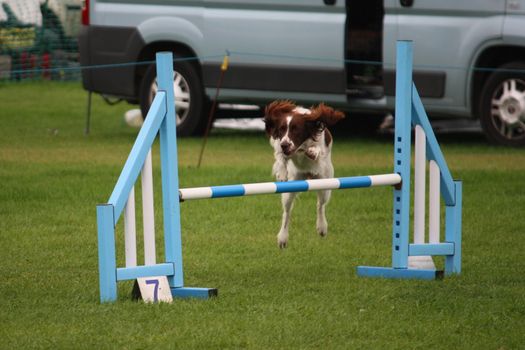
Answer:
top-left (136, 276), bottom-right (173, 303)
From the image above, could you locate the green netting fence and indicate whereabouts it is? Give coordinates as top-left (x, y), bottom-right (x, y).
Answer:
top-left (0, 0), bottom-right (80, 81)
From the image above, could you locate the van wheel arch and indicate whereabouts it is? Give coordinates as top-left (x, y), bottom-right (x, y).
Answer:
top-left (478, 61), bottom-right (525, 146)
top-left (471, 45), bottom-right (525, 117)
top-left (135, 41), bottom-right (209, 136)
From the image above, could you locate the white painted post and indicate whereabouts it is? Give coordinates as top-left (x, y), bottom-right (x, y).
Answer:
top-left (414, 125), bottom-right (426, 244)
top-left (429, 160), bottom-right (440, 243)
top-left (142, 150), bottom-right (156, 265)
top-left (124, 187), bottom-right (137, 267)
top-left (409, 125), bottom-right (436, 271)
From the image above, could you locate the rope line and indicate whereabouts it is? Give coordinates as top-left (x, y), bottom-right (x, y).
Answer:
top-left (3, 50), bottom-right (525, 77)
top-left (2, 54), bottom-right (225, 76)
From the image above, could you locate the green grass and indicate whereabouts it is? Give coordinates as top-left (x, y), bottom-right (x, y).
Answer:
top-left (1, 81), bottom-right (524, 349)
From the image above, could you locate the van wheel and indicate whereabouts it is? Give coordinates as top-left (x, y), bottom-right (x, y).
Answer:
top-left (479, 62), bottom-right (525, 146)
top-left (139, 58), bottom-right (208, 136)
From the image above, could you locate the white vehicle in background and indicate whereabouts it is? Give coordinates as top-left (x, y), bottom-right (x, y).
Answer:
top-left (80, 0), bottom-right (525, 146)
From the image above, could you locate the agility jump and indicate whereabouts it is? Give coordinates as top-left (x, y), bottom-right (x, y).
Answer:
top-left (96, 41), bottom-right (462, 303)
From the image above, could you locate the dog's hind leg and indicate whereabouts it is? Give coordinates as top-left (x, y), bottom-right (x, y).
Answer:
top-left (277, 192), bottom-right (296, 248)
top-left (316, 189), bottom-right (331, 237)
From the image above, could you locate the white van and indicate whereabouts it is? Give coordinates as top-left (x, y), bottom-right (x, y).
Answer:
top-left (80, 0), bottom-right (525, 146)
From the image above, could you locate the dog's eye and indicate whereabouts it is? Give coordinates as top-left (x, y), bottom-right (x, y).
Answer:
top-left (279, 125), bottom-right (286, 133)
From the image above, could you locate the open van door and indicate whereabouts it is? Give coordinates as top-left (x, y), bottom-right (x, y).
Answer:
top-left (345, 0), bottom-right (397, 103)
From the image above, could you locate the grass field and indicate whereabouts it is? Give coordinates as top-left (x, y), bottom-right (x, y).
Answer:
top-left (1, 81), bottom-right (524, 349)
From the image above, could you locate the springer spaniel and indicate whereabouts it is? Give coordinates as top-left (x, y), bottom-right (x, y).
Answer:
top-left (264, 100), bottom-right (345, 248)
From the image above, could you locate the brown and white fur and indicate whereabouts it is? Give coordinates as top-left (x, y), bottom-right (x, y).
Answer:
top-left (264, 100), bottom-right (345, 248)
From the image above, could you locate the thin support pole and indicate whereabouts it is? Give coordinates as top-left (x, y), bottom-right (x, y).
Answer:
top-left (410, 124), bottom-right (435, 270)
top-left (197, 53), bottom-right (229, 168)
top-left (85, 91), bottom-right (92, 136)
top-left (124, 187), bottom-right (137, 267)
top-left (429, 160), bottom-right (440, 243)
top-left (414, 125), bottom-right (426, 244)
top-left (142, 149), bottom-right (156, 265)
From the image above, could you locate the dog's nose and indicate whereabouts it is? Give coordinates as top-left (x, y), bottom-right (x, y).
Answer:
top-left (281, 141), bottom-right (292, 154)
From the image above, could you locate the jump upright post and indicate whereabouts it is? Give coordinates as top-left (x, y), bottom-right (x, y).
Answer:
top-left (356, 40), bottom-right (462, 279)
top-left (96, 41), bottom-right (462, 303)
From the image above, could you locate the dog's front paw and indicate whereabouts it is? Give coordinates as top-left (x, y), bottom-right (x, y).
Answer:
top-left (306, 146), bottom-right (321, 160)
top-left (272, 162), bottom-right (288, 182)
top-left (277, 230), bottom-right (289, 249)
top-left (316, 219), bottom-right (328, 237)
top-left (275, 170), bottom-right (288, 182)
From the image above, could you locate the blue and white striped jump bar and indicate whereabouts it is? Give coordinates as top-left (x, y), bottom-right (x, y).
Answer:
top-left (179, 173), bottom-right (401, 201)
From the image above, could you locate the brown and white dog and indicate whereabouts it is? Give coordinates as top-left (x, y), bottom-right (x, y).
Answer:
top-left (264, 100), bottom-right (345, 248)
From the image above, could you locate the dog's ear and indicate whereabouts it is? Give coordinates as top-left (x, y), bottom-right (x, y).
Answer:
top-left (306, 103), bottom-right (345, 128)
top-left (305, 117), bottom-right (326, 138)
top-left (263, 100), bottom-right (296, 136)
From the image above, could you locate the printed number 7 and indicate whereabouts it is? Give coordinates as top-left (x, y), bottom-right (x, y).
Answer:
top-left (146, 279), bottom-right (159, 302)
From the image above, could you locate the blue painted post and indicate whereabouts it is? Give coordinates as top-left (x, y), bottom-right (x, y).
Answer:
top-left (392, 41), bottom-right (413, 269)
top-left (107, 92), bottom-right (167, 222)
top-left (156, 52), bottom-right (185, 288)
top-left (411, 86), bottom-right (455, 206)
top-left (97, 204), bottom-right (117, 302)
top-left (445, 181), bottom-right (462, 275)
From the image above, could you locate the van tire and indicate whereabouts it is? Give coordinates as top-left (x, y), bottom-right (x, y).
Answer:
top-left (139, 57), bottom-right (208, 136)
top-left (479, 61), bottom-right (525, 146)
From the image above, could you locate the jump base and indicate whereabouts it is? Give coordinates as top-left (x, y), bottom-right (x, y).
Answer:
top-left (171, 287), bottom-right (218, 299)
top-left (357, 266), bottom-right (442, 280)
